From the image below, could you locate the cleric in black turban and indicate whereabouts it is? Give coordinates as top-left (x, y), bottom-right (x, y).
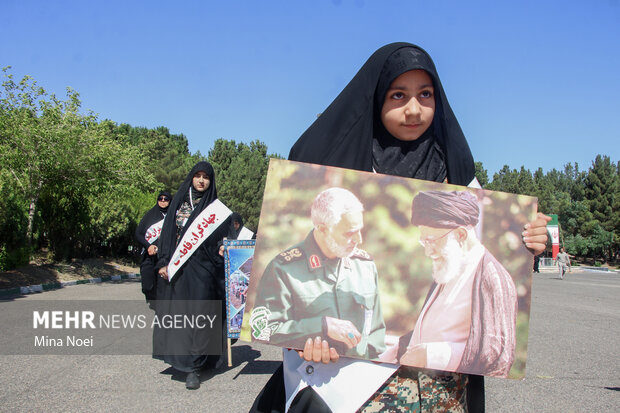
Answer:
top-left (411, 190), bottom-right (480, 229)
top-left (399, 189), bottom-right (517, 378)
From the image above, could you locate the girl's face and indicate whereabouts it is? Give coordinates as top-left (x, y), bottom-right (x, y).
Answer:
top-left (380, 69), bottom-right (435, 141)
top-left (192, 171), bottom-right (210, 192)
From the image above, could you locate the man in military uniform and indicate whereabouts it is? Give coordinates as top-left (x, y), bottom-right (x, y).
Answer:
top-left (251, 187), bottom-right (385, 359)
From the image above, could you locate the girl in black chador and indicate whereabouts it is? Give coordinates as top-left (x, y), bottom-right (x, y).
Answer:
top-left (251, 42), bottom-right (550, 412)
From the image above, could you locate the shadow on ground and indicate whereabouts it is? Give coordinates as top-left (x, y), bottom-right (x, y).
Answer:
top-left (156, 344), bottom-right (279, 386)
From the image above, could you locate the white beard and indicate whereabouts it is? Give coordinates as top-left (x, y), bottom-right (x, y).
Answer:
top-left (431, 235), bottom-right (465, 284)
top-left (324, 231), bottom-right (355, 258)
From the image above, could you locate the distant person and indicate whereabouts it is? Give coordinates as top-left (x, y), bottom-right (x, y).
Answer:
top-left (230, 212), bottom-right (244, 238)
top-left (533, 253), bottom-right (541, 273)
top-left (556, 247), bottom-right (571, 279)
top-left (134, 191), bottom-right (171, 305)
top-left (383, 190), bottom-right (517, 378)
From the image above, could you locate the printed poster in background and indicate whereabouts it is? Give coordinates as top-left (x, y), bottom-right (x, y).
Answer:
top-left (224, 239), bottom-right (255, 339)
top-left (241, 159), bottom-right (538, 379)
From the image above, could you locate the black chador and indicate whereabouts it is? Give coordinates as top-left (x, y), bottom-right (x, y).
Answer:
top-left (154, 161), bottom-right (239, 389)
top-left (253, 42), bottom-right (483, 413)
top-left (135, 191), bottom-right (171, 304)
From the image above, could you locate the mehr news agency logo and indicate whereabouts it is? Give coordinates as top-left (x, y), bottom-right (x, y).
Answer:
top-left (31, 309), bottom-right (218, 348)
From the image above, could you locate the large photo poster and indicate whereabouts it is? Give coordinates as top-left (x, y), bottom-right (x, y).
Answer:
top-left (241, 159), bottom-right (537, 379)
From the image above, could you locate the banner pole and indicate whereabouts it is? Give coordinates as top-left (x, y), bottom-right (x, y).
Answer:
top-left (227, 338), bottom-right (232, 367)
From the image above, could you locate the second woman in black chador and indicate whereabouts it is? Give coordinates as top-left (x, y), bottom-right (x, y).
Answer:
top-left (154, 161), bottom-right (238, 390)
top-left (135, 190), bottom-right (171, 304)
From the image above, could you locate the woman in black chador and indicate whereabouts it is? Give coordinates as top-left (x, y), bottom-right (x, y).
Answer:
top-left (135, 191), bottom-right (171, 305)
top-left (229, 212), bottom-right (244, 239)
top-left (154, 161), bottom-right (237, 390)
top-left (251, 42), bottom-right (550, 412)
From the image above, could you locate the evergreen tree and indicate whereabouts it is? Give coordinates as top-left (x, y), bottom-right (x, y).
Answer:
top-left (474, 161), bottom-right (489, 187)
top-left (584, 155), bottom-right (619, 260)
top-left (208, 139), bottom-right (280, 231)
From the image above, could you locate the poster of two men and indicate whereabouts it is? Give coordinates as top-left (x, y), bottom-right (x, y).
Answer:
top-left (241, 159), bottom-right (537, 379)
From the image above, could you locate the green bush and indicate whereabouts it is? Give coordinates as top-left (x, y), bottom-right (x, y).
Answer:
top-left (0, 245), bottom-right (31, 271)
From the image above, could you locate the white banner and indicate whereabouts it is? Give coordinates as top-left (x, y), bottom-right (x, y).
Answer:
top-left (168, 199), bottom-right (232, 281)
top-left (144, 219), bottom-right (164, 244)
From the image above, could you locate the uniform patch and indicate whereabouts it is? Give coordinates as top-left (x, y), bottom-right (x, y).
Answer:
top-left (309, 254), bottom-right (321, 268)
top-left (352, 248), bottom-right (372, 260)
top-left (249, 306), bottom-right (279, 341)
top-left (278, 247), bottom-right (303, 263)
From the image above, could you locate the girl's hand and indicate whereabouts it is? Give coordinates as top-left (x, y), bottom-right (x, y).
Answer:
top-left (523, 213), bottom-right (552, 255)
top-left (297, 336), bottom-right (340, 364)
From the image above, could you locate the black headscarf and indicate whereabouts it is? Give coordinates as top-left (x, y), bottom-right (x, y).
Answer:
top-left (157, 190), bottom-right (172, 214)
top-left (257, 43), bottom-right (484, 413)
top-left (135, 190), bottom-right (172, 250)
top-left (156, 161), bottom-right (218, 269)
top-left (230, 212), bottom-right (244, 239)
top-left (288, 42), bottom-right (475, 186)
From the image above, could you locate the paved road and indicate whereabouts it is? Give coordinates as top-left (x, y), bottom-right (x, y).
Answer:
top-left (0, 268), bottom-right (618, 412)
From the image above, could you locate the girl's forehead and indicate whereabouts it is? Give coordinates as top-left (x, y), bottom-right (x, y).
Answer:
top-left (388, 69), bottom-right (433, 88)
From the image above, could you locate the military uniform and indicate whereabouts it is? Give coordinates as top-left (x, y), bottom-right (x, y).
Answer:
top-left (359, 368), bottom-right (468, 412)
top-left (252, 231), bottom-right (385, 358)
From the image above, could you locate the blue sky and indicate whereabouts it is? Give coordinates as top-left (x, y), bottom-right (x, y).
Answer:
top-left (2, 0), bottom-right (618, 176)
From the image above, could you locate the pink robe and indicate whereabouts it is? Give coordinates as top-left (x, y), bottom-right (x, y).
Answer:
top-left (399, 248), bottom-right (517, 377)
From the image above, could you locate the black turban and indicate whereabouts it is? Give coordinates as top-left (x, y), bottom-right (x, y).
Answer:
top-left (411, 191), bottom-right (479, 228)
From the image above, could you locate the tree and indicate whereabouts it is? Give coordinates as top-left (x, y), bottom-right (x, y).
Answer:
top-left (533, 167), bottom-right (556, 214)
top-left (585, 155), bottom-right (619, 232)
top-left (208, 139), bottom-right (279, 231)
top-left (563, 233), bottom-right (589, 257)
top-left (474, 161), bottom-right (489, 187)
top-left (584, 155), bottom-right (619, 261)
top-left (100, 122), bottom-right (202, 192)
top-left (0, 68), bottom-right (158, 260)
top-left (0, 171), bottom-right (29, 269)
top-left (516, 166), bottom-right (536, 196)
top-left (487, 165), bottom-right (521, 194)
top-left (0, 68), bottom-right (64, 243)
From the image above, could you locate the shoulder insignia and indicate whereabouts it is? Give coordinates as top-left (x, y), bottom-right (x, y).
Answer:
top-left (351, 248), bottom-right (372, 261)
top-left (277, 247), bottom-right (304, 264)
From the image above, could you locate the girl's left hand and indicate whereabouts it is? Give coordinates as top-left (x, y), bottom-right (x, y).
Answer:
top-left (523, 213), bottom-right (552, 255)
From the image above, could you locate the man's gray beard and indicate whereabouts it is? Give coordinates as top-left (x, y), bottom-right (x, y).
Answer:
top-left (431, 236), bottom-right (464, 284)
top-left (324, 231), bottom-right (355, 259)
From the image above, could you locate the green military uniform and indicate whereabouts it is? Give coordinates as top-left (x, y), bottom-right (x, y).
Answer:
top-left (252, 231), bottom-right (386, 358)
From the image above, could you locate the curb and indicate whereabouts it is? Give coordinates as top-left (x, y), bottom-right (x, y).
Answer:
top-left (0, 273), bottom-right (141, 299)
top-left (577, 266), bottom-right (619, 272)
